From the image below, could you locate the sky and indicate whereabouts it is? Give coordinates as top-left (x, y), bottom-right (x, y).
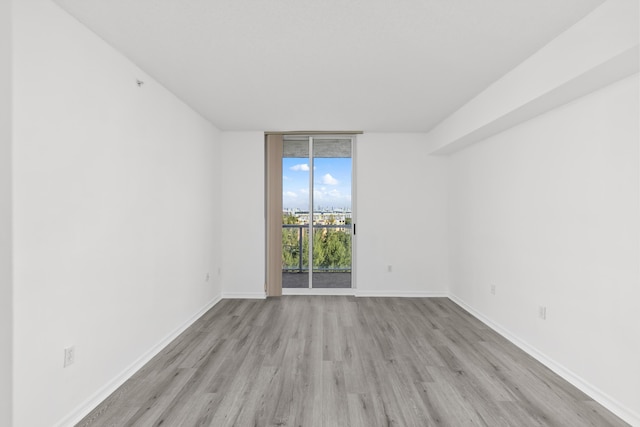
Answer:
top-left (282, 157), bottom-right (352, 210)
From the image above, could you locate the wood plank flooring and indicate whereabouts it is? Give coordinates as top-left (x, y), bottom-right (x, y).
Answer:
top-left (77, 297), bottom-right (629, 427)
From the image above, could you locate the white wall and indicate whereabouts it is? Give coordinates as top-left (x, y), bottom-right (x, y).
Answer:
top-left (448, 74), bottom-right (640, 424)
top-left (425, 0), bottom-right (639, 155)
top-left (0, 0), bottom-right (13, 425)
top-left (12, 1), bottom-right (223, 426)
top-left (220, 132), bottom-right (266, 298)
top-left (356, 133), bottom-right (449, 296)
top-left (218, 132), bottom-right (451, 298)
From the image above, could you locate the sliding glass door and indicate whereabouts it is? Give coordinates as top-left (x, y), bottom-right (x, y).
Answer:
top-left (282, 136), bottom-right (353, 289)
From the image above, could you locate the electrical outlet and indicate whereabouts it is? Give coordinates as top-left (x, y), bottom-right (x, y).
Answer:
top-left (490, 285), bottom-right (496, 295)
top-left (64, 346), bottom-right (75, 367)
top-left (206, 273), bottom-right (210, 281)
top-left (387, 265), bottom-right (392, 272)
top-left (538, 306), bottom-right (547, 320)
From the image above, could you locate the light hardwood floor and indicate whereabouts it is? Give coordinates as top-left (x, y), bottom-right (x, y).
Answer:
top-left (77, 297), bottom-right (629, 427)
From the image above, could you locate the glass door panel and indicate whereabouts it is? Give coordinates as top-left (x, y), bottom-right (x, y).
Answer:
top-left (311, 138), bottom-right (352, 288)
top-left (282, 138), bottom-right (310, 288)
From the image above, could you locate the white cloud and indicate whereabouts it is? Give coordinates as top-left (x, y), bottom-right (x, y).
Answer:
top-left (290, 164), bottom-right (310, 172)
top-left (284, 191), bottom-right (298, 198)
top-left (322, 173), bottom-right (338, 185)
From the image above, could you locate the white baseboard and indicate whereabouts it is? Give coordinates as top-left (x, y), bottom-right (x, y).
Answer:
top-left (356, 290), bottom-right (448, 298)
top-left (448, 293), bottom-right (640, 427)
top-left (54, 294), bottom-right (223, 427)
top-left (226, 289), bottom-right (448, 298)
top-left (222, 292), bottom-right (267, 299)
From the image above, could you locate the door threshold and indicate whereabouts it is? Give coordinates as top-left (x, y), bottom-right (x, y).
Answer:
top-left (282, 288), bottom-right (355, 296)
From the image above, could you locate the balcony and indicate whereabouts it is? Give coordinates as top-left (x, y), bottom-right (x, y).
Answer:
top-left (282, 224), bottom-right (352, 288)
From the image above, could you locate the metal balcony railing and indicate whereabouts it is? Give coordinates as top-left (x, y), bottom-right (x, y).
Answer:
top-left (282, 224), bottom-right (352, 273)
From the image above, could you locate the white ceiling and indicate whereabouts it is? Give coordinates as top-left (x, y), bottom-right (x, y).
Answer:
top-left (53, 0), bottom-right (605, 132)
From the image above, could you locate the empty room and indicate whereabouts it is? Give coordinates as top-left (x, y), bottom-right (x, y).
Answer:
top-left (1, 0), bottom-right (639, 426)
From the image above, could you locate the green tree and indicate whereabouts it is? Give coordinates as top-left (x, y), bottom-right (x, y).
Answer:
top-left (282, 215), bottom-right (351, 272)
top-left (283, 214), bottom-right (298, 224)
top-left (282, 214), bottom-right (301, 269)
top-left (312, 228), bottom-right (351, 271)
